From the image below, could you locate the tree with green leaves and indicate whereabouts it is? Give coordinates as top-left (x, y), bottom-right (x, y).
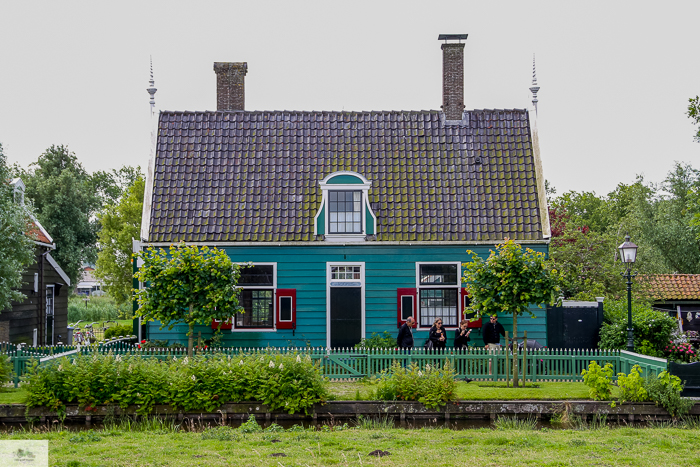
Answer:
top-left (0, 144), bottom-right (36, 311)
top-left (95, 175), bottom-right (144, 304)
top-left (15, 145), bottom-right (102, 286)
top-left (688, 96), bottom-right (700, 141)
top-left (462, 239), bottom-right (560, 387)
top-left (134, 244), bottom-right (244, 356)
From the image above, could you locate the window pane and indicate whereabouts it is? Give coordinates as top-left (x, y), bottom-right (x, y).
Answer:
top-left (236, 289), bottom-right (273, 328)
top-left (419, 288), bottom-right (458, 327)
top-left (419, 264), bottom-right (458, 285)
top-left (239, 265), bottom-right (274, 286)
top-left (279, 296), bottom-right (293, 321)
top-left (328, 190), bottom-right (362, 234)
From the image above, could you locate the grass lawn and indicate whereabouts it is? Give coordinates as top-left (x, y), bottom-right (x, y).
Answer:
top-left (2, 423), bottom-right (698, 466)
top-left (0, 382), bottom-right (608, 406)
top-left (0, 388), bottom-right (27, 404)
top-left (328, 381), bottom-right (616, 401)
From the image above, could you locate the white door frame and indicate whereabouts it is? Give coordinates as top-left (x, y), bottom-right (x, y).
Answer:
top-left (326, 262), bottom-right (365, 349)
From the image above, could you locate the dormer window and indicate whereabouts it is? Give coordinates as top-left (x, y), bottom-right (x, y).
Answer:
top-left (329, 191), bottom-right (362, 234)
top-left (314, 171), bottom-right (377, 242)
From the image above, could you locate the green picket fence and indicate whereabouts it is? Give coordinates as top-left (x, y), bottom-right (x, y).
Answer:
top-left (1, 342), bottom-right (668, 387)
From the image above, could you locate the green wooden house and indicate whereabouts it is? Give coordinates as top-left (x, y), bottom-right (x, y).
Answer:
top-left (138, 36), bottom-right (552, 348)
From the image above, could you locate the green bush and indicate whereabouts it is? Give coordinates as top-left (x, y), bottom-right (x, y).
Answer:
top-left (355, 331), bottom-right (396, 350)
top-left (581, 361), bottom-right (614, 401)
top-left (68, 295), bottom-right (132, 323)
top-left (104, 325), bottom-right (134, 340)
top-left (0, 354), bottom-right (13, 386)
top-left (598, 299), bottom-right (676, 355)
top-left (375, 361), bottom-right (456, 409)
top-left (616, 365), bottom-right (647, 404)
top-left (23, 352), bottom-right (328, 415)
top-left (644, 370), bottom-right (694, 417)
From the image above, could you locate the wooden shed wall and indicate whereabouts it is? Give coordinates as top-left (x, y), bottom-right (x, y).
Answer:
top-left (0, 248), bottom-right (68, 345)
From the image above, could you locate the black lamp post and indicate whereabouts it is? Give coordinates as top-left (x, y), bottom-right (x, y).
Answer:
top-left (618, 234), bottom-right (638, 352)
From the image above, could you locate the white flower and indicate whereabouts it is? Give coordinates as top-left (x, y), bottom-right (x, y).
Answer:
top-left (173, 357), bottom-right (177, 362)
top-left (72, 359), bottom-right (77, 366)
top-left (296, 355), bottom-right (302, 363)
top-left (279, 363), bottom-right (284, 370)
top-left (269, 361), bottom-right (275, 368)
top-left (115, 355), bottom-right (122, 362)
top-left (191, 375), bottom-right (196, 382)
top-left (182, 356), bottom-right (189, 365)
top-left (418, 371), bottom-right (423, 377)
top-left (239, 360), bottom-right (244, 365)
top-left (425, 364), bottom-right (431, 371)
top-left (58, 364), bottom-right (63, 372)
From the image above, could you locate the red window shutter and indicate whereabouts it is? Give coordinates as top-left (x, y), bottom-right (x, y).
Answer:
top-left (276, 289), bottom-right (296, 330)
top-left (461, 287), bottom-right (481, 328)
top-left (397, 288), bottom-right (417, 328)
top-left (211, 318), bottom-right (233, 330)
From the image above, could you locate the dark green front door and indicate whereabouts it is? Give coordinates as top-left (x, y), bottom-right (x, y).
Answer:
top-left (330, 287), bottom-right (362, 348)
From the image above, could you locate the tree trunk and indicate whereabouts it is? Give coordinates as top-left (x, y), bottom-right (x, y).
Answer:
top-left (187, 304), bottom-right (194, 358)
top-left (512, 312), bottom-right (519, 387)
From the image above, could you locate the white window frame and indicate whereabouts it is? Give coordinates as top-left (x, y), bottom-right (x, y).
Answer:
top-left (45, 285), bottom-right (55, 346)
top-left (278, 295), bottom-right (294, 323)
top-left (326, 262), bottom-right (366, 348)
top-left (315, 171), bottom-right (377, 242)
top-left (415, 261), bottom-right (461, 329)
top-left (232, 262), bottom-right (277, 332)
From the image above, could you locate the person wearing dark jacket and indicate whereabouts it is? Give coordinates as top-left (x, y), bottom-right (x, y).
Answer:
top-left (396, 317), bottom-right (415, 349)
top-left (482, 315), bottom-right (505, 350)
top-left (429, 318), bottom-right (447, 350)
top-left (454, 319), bottom-right (472, 349)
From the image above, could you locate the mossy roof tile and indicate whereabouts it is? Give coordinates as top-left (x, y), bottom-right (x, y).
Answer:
top-left (149, 109), bottom-right (544, 242)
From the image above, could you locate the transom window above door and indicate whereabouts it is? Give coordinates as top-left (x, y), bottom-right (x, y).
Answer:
top-left (329, 191), bottom-right (362, 234)
top-left (331, 266), bottom-right (361, 280)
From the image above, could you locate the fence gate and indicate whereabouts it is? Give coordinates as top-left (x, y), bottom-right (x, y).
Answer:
top-left (547, 300), bottom-right (604, 349)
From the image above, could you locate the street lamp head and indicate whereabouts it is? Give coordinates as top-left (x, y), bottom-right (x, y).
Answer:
top-left (618, 234), bottom-right (638, 264)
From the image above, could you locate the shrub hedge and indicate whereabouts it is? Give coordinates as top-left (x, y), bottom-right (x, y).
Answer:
top-left (24, 352), bottom-right (328, 415)
top-left (598, 299), bottom-right (676, 356)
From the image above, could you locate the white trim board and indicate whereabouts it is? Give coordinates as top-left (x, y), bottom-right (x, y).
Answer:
top-left (46, 253), bottom-right (71, 286)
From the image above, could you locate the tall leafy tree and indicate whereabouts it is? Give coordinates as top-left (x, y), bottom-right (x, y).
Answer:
top-left (95, 175), bottom-right (144, 304)
top-left (17, 145), bottom-right (102, 286)
top-left (688, 96), bottom-right (700, 141)
top-left (634, 162), bottom-right (700, 273)
top-left (134, 244), bottom-right (244, 356)
top-left (0, 144), bottom-right (36, 311)
top-left (462, 240), bottom-right (560, 387)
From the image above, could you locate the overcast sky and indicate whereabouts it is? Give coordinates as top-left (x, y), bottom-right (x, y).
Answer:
top-left (1, 1), bottom-right (698, 196)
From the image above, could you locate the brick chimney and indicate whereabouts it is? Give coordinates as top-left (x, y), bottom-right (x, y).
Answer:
top-left (214, 62), bottom-right (248, 111)
top-left (439, 34), bottom-right (467, 120)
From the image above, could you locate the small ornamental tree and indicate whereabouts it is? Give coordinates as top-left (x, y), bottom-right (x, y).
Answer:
top-left (134, 244), bottom-right (243, 356)
top-left (462, 239), bottom-right (561, 387)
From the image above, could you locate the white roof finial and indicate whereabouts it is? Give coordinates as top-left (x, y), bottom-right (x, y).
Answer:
top-left (529, 54), bottom-right (540, 114)
top-left (147, 56), bottom-right (157, 113)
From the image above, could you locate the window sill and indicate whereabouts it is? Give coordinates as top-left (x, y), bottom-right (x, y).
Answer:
top-left (324, 234), bottom-right (366, 243)
top-left (231, 328), bottom-right (277, 333)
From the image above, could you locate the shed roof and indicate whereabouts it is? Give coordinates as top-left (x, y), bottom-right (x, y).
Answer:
top-left (643, 274), bottom-right (700, 301)
top-left (147, 109), bottom-right (546, 243)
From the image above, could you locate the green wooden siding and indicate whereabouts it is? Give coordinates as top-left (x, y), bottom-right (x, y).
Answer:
top-left (147, 243), bottom-right (549, 347)
top-left (316, 206), bottom-right (325, 235)
top-left (326, 175), bottom-right (363, 184)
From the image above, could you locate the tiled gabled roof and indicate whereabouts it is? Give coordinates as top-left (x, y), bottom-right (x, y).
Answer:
top-left (643, 274), bottom-right (700, 301)
top-left (148, 109), bottom-right (545, 243)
